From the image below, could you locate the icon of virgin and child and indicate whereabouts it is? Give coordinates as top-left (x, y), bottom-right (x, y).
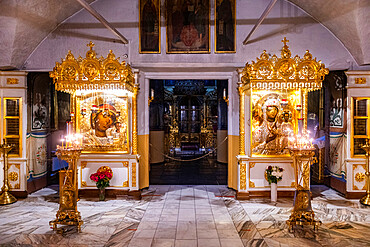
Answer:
top-left (252, 94), bottom-right (294, 155)
top-left (82, 104), bottom-right (127, 147)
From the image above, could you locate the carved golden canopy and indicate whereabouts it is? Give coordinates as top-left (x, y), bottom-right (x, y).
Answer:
top-left (50, 42), bottom-right (135, 94)
top-left (240, 37), bottom-right (329, 91)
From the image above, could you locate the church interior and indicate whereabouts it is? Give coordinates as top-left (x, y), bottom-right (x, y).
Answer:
top-left (0, 0), bottom-right (369, 246)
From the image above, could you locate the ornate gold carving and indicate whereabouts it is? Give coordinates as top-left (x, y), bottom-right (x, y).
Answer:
top-left (355, 78), bottom-right (366, 84)
top-left (132, 163), bottom-right (137, 187)
top-left (81, 161), bottom-right (87, 169)
top-left (132, 85), bottom-right (139, 155)
top-left (238, 85), bottom-right (245, 155)
top-left (287, 147), bottom-right (321, 232)
top-left (291, 182), bottom-right (296, 187)
top-left (240, 162), bottom-right (246, 190)
top-left (50, 42), bottom-right (135, 94)
top-left (81, 181), bottom-right (87, 187)
top-left (7, 78), bottom-right (19, 84)
top-left (122, 161), bottom-right (130, 187)
top-left (241, 38), bottom-right (328, 91)
top-left (355, 172), bottom-right (366, 183)
top-left (249, 181), bottom-right (255, 188)
top-left (250, 162), bottom-right (255, 168)
top-left (354, 185), bottom-right (359, 190)
top-left (50, 148), bottom-right (83, 232)
top-left (8, 172), bottom-right (18, 182)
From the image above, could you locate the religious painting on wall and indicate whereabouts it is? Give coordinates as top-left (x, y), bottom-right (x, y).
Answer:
top-left (56, 91), bottom-right (70, 131)
top-left (166, 0), bottom-right (210, 53)
top-left (328, 72), bottom-right (347, 128)
top-left (76, 93), bottom-right (130, 153)
top-left (139, 0), bottom-right (160, 53)
top-left (215, 0), bottom-right (236, 53)
top-left (29, 73), bottom-right (50, 131)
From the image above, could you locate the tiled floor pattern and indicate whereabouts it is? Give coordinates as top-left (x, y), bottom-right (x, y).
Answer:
top-left (0, 185), bottom-right (369, 246)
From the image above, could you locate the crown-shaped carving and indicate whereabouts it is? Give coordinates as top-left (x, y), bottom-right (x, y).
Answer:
top-left (50, 42), bottom-right (135, 93)
top-left (241, 37), bottom-right (329, 91)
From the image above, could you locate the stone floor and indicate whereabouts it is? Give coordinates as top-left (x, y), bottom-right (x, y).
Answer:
top-left (0, 185), bottom-right (369, 246)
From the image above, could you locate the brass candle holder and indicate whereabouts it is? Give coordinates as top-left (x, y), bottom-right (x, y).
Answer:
top-left (0, 142), bottom-right (17, 205)
top-left (287, 145), bottom-right (321, 232)
top-left (360, 139), bottom-right (370, 206)
top-left (49, 145), bottom-right (83, 233)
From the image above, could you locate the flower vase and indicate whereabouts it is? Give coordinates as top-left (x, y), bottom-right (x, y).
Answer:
top-left (99, 188), bottom-right (106, 201)
top-left (271, 183), bottom-right (277, 202)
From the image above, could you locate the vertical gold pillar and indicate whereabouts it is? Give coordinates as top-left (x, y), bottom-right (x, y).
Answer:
top-left (238, 85), bottom-right (245, 156)
top-left (302, 89), bottom-right (308, 130)
top-left (71, 92), bottom-right (77, 131)
top-left (132, 85), bottom-right (139, 155)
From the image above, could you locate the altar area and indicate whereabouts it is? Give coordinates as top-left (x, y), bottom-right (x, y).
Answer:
top-left (236, 38), bottom-right (328, 199)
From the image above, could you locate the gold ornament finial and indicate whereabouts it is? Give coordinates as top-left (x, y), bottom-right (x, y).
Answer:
top-left (282, 37), bottom-right (289, 47)
top-left (87, 41), bottom-right (95, 50)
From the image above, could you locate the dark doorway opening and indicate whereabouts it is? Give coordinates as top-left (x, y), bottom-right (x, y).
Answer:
top-left (149, 79), bottom-right (228, 185)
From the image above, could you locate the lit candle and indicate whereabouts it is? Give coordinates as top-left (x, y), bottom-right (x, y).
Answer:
top-left (61, 138), bottom-right (65, 148)
top-left (223, 88), bottom-right (227, 99)
top-left (151, 88), bottom-right (154, 99)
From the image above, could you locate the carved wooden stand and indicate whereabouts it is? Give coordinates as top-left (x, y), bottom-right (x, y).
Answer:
top-left (50, 148), bottom-right (83, 233)
top-left (287, 147), bottom-right (321, 232)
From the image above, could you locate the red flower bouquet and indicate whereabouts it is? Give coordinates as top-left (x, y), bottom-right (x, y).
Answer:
top-left (90, 166), bottom-right (113, 189)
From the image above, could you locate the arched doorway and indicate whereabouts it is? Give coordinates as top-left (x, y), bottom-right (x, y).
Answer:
top-left (149, 79), bottom-right (228, 185)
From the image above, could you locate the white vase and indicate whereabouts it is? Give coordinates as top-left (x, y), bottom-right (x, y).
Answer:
top-left (271, 183), bottom-right (277, 202)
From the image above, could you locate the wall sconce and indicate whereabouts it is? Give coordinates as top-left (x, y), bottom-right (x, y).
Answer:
top-left (148, 88), bottom-right (154, 106)
top-left (223, 88), bottom-right (229, 106)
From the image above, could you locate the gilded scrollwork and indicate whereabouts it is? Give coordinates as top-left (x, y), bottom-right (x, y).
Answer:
top-left (355, 172), bottom-right (365, 183)
top-left (240, 163), bottom-right (246, 190)
top-left (50, 42), bottom-right (135, 94)
top-left (8, 172), bottom-right (18, 182)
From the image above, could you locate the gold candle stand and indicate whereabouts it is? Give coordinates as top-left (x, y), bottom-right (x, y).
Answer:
top-left (287, 147), bottom-right (321, 232)
top-left (0, 143), bottom-right (17, 205)
top-left (360, 139), bottom-right (370, 206)
top-left (50, 147), bottom-right (83, 233)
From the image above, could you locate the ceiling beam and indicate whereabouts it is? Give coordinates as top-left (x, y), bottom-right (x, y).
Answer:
top-left (243, 0), bottom-right (278, 45)
top-left (75, 0), bottom-right (128, 44)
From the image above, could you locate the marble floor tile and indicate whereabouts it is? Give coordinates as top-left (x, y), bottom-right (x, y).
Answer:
top-left (176, 221), bottom-right (197, 239)
top-left (151, 238), bottom-right (175, 247)
top-left (219, 238), bottom-right (244, 247)
top-left (128, 238), bottom-right (153, 247)
top-left (196, 228), bottom-right (218, 239)
top-left (198, 238), bottom-right (221, 247)
top-left (175, 239), bottom-right (197, 247)
top-left (133, 229), bottom-right (156, 239)
top-left (155, 228), bottom-right (177, 239)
